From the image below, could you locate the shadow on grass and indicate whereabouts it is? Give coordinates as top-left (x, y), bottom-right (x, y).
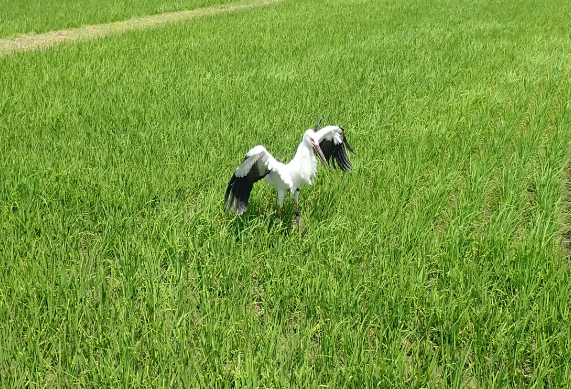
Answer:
top-left (225, 200), bottom-right (307, 241)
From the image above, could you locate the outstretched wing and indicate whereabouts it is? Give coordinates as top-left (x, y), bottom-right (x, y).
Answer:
top-left (314, 126), bottom-right (356, 172)
top-left (224, 145), bottom-right (279, 215)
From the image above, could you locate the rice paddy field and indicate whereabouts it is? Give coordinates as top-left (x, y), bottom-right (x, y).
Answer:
top-left (1, 0), bottom-right (571, 387)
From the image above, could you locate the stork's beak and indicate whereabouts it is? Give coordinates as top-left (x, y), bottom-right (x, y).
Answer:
top-left (311, 139), bottom-right (329, 167)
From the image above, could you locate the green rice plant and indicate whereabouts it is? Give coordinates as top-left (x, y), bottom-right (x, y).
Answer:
top-left (1, 0), bottom-right (570, 387)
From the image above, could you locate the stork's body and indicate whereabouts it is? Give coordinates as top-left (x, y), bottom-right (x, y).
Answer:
top-left (224, 124), bottom-right (355, 220)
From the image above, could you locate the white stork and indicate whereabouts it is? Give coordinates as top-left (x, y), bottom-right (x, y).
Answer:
top-left (224, 120), bottom-right (356, 221)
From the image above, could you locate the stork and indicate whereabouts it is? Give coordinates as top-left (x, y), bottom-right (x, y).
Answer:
top-left (224, 119), bottom-right (356, 222)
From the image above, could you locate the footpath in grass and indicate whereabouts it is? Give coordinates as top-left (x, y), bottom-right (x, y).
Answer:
top-left (0, 0), bottom-right (284, 55)
top-left (0, 0), bottom-right (271, 39)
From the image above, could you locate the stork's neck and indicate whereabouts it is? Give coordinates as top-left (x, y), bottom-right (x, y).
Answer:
top-left (291, 140), bottom-right (315, 163)
top-left (286, 139), bottom-right (318, 188)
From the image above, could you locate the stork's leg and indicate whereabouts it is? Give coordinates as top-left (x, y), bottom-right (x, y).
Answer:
top-left (294, 189), bottom-right (300, 225)
top-left (277, 190), bottom-right (285, 222)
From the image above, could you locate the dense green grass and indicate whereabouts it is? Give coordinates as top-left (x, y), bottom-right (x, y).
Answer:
top-left (0, 0), bottom-right (237, 38)
top-left (1, 0), bottom-right (571, 387)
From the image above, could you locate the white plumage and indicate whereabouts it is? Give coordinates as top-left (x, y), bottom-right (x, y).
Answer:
top-left (224, 123), bottom-right (355, 220)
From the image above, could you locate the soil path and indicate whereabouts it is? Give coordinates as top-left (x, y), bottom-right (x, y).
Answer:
top-left (0, 0), bottom-right (284, 56)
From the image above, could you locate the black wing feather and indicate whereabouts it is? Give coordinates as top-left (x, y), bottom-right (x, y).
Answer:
top-left (341, 128), bottom-right (356, 156)
top-left (224, 161), bottom-right (268, 215)
top-left (318, 130), bottom-right (355, 173)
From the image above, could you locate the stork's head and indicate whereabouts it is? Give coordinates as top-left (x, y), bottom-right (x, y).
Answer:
top-left (303, 129), bottom-right (328, 167)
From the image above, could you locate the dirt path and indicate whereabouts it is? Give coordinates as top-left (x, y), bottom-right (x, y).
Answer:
top-left (0, 0), bottom-right (284, 56)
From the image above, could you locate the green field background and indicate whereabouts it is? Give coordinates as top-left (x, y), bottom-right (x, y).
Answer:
top-left (1, 0), bottom-right (571, 387)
